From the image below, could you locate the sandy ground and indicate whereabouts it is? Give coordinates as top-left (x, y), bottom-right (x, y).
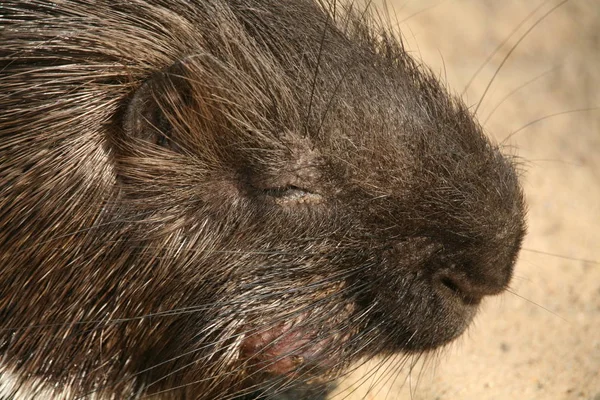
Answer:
top-left (332, 1), bottom-right (600, 399)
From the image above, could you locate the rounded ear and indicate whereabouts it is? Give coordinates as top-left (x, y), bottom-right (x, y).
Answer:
top-left (122, 64), bottom-right (192, 153)
top-left (123, 77), bottom-right (166, 146)
top-left (121, 57), bottom-right (239, 157)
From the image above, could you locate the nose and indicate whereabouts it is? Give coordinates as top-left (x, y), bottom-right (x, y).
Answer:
top-left (435, 267), bottom-right (506, 305)
top-left (433, 241), bottom-right (521, 304)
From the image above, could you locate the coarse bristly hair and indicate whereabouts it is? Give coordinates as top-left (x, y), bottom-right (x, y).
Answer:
top-left (0, 0), bottom-right (526, 399)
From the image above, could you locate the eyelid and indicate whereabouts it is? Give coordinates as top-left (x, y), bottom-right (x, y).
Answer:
top-left (262, 185), bottom-right (307, 198)
top-left (262, 186), bottom-right (324, 205)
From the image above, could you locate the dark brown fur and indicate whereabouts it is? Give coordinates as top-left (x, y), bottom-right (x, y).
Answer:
top-left (0, 1), bottom-right (526, 399)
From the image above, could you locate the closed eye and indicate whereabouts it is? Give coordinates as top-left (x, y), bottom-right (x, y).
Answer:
top-left (263, 185), bottom-right (308, 198)
top-left (261, 186), bottom-right (323, 204)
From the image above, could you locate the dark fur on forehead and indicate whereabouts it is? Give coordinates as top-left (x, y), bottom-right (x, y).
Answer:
top-left (0, 1), bottom-right (525, 399)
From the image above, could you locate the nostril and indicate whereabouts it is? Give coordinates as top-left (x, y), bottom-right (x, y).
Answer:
top-left (436, 274), bottom-right (483, 305)
top-left (440, 276), bottom-right (461, 295)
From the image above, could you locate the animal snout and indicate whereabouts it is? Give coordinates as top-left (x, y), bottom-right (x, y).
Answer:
top-left (434, 250), bottom-right (516, 305)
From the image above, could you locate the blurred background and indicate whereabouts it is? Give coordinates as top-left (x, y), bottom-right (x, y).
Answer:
top-left (333, 1), bottom-right (600, 399)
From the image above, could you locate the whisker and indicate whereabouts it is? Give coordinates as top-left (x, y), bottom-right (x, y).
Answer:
top-left (521, 247), bottom-right (600, 265)
top-left (483, 65), bottom-right (562, 125)
top-left (501, 107), bottom-right (600, 144)
top-left (474, 0), bottom-right (569, 115)
top-left (394, 0), bottom-right (448, 26)
top-left (304, 0), bottom-right (334, 136)
top-left (461, 0), bottom-right (549, 98)
top-left (504, 288), bottom-right (568, 322)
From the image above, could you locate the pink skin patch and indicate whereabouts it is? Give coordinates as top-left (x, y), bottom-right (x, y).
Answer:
top-left (239, 323), bottom-right (332, 376)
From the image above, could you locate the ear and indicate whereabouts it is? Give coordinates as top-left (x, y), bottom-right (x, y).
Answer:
top-left (123, 77), bottom-right (166, 146)
top-left (114, 59), bottom-right (239, 201)
top-left (122, 64), bottom-right (191, 153)
top-left (121, 57), bottom-right (238, 157)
